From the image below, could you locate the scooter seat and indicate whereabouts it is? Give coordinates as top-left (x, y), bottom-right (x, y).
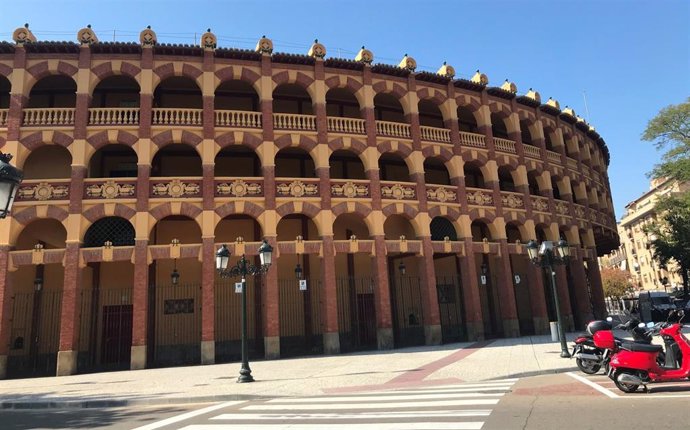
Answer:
top-left (622, 342), bottom-right (663, 353)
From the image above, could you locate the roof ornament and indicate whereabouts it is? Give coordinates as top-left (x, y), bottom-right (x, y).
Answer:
top-left (200, 28), bottom-right (217, 51)
top-left (398, 53), bottom-right (416, 72)
top-left (525, 88), bottom-right (541, 103)
top-left (500, 79), bottom-right (517, 94)
top-left (256, 35), bottom-right (273, 54)
top-left (471, 69), bottom-right (489, 86)
top-left (355, 46), bottom-right (373, 65)
top-left (13, 23), bottom-right (37, 46)
top-left (307, 38), bottom-right (326, 59)
top-left (140, 25), bottom-right (157, 47)
top-left (546, 97), bottom-right (560, 110)
top-left (562, 106), bottom-right (576, 117)
top-left (77, 24), bottom-right (98, 46)
top-left (437, 61), bottom-right (455, 78)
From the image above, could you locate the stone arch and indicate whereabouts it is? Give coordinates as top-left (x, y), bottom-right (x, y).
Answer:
top-left (331, 202), bottom-right (372, 220)
top-left (149, 202), bottom-right (203, 225)
top-left (214, 66), bottom-right (262, 98)
top-left (378, 151), bottom-right (414, 182)
top-left (430, 216), bottom-right (459, 241)
top-left (82, 215), bottom-right (135, 247)
top-left (214, 202), bottom-right (265, 230)
top-left (332, 210), bottom-right (373, 240)
top-left (372, 88), bottom-right (409, 120)
top-left (424, 156), bottom-right (452, 185)
top-left (497, 164), bottom-right (519, 192)
top-left (19, 130), bottom-right (74, 155)
top-left (12, 217), bottom-right (68, 250)
top-left (82, 204), bottom-right (137, 225)
top-left (324, 76), bottom-right (365, 113)
top-left (505, 220), bottom-right (529, 243)
top-left (24, 62), bottom-right (78, 94)
top-left (382, 203), bottom-right (419, 223)
top-left (276, 201), bottom-right (321, 219)
top-left (89, 61), bottom-right (142, 95)
top-left (214, 213), bottom-right (264, 243)
top-left (328, 136), bottom-right (369, 169)
top-left (519, 118), bottom-right (538, 145)
top-left (383, 212), bottom-right (420, 240)
top-left (275, 145), bottom-right (317, 177)
top-left (329, 149), bottom-right (367, 180)
top-left (19, 144), bottom-right (72, 178)
top-left (276, 209), bottom-right (322, 239)
top-left (463, 160), bottom-right (491, 189)
top-left (470, 218), bottom-right (498, 241)
top-left (271, 71), bottom-right (316, 103)
top-left (490, 109), bottom-right (513, 138)
top-left (150, 134), bottom-right (203, 163)
top-left (215, 131), bottom-right (262, 151)
top-left (0, 63), bottom-right (12, 79)
top-left (152, 63), bottom-right (203, 91)
top-left (87, 130), bottom-right (138, 151)
top-left (274, 133), bottom-right (318, 154)
top-left (418, 97), bottom-right (446, 127)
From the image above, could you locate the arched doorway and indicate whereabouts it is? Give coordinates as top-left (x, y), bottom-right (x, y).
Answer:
top-left (472, 220), bottom-right (502, 338)
top-left (506, 222), bottom-right (534, 335)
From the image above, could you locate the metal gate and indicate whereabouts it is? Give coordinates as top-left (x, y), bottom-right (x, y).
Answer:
top-left (435, 274), bottom-right (466, 343)
top-left (151, 283), bottom-right (201, 367)
top-left (7, 290), bottom-right (62, 378)
top-left (279, 277), bottom-right (322, 357)
top-left (336, 276), bottom-right (377, 352)
top-left (389, 274), bottom-right (425, 348)
top-left (214, 277), bottom-right (262, 362)
top-left (77, 287), bottom-right (133, 373)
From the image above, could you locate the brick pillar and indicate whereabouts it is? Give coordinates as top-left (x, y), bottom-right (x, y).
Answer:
top-left (262, 236), bottom-right (280, 359)
top-left (200, 237), bottom-right (216, 364)
top-left (525, 263), bottom-right (549, 335)
top-left (131, 239), bottom-right (149, 369)
top-left (587, 255), bottom-right (607, 319)
top-left (320, 235), bottom-right (339, 354)
top-left (0, 246), bottom-right (13, 378)
top-left (460, 240), bottom-right (484, 341)
top-left (497, 240), bottom-right (520, 337)
top-left (418, 237), bottom-right (441, 345)
top-left (555, 266), bottom-right (575, 331)
top-left (372, 235), bottom-right (393, 349)
top-left (56, 242), bottom-right (81, 376)
top-left (571, 255), bottom-right (594, 327)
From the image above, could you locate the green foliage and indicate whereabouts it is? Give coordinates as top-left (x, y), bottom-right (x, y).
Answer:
top-left (601, 268), bottom-right (633, 300)
top-left (642, 98), bottom-right (690, 181)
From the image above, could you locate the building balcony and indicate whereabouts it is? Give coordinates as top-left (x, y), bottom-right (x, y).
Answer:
top-left (327, 117), bottom-right (366, 134)
top-left (273, 113), bottom-right (316, 131)
top-left (420, 125), bottom-right (451, 144)
top-left (493, 137), bottom-right (516, 154)
top-left (88, 108), bottom-right (140, 126)
top-left (23, 108), bottom-right (75, 126)
top-left (151, 108), bottom-right (203, 126)
top-left (376, 120), bottom-right (411, 139)
top-left (215, 110), bottom-right (262, 128)
top-left (458, 131), bottom-right (485, 148)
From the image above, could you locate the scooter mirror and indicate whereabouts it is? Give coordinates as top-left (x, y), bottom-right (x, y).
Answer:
top-left (638, 322), bottom-right (646, 328)
top-left (606, 317), bottom-right (613, 322)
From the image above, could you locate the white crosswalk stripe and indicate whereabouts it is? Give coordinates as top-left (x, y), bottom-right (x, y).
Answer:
top-left (175, 379), bottom-right (517, 430)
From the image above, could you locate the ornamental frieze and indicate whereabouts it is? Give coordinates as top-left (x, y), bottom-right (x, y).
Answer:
top-left (276, 180), bottom-right (319, 198)
top-left (426, 187), bottom-right (457, 203)
top-left (466, 190), bottom-right (493, 206)
top-left (216, 179), bottom-right (262, 197)
top-left (555, 201), bottom-right (569, 215)
top-left (531, 198), bottom-right (549, 212)
top-left (574, 205), bottom-right (585, 218)
top-left (331, 181), bottom-right (369, 198)
top-left (85, 180), bottom-right (135, 199)
top-left (16, 182), bottom-right (69, 201)
top-left (151, 179), bottom-right (201, 198)
top-left (381, 183), bottom-right (415, 200)
top-left (501, 193), bottom-right (524, 209)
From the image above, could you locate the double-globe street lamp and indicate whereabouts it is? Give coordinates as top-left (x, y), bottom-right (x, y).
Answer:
top-left (0, 152), bottom-right (24, 219)
top-left (216, 239), bottom-right (273, 383)
top-left (525, 239), bottom-right (571, 358)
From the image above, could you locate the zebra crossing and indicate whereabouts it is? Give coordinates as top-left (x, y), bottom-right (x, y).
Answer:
top-left (168, 379), bottom-right (517, 430)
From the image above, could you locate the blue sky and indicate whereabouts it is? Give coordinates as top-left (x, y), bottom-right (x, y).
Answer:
top-left (1, 0), bottom-right (688, 220)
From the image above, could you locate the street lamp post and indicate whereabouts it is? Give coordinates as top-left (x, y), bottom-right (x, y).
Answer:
top-left (0, 152), bottom-right (24, 219)
top-left (526, 239), bottom-right (571, 358)
top-left (216, 239), bottom-right (273, 383)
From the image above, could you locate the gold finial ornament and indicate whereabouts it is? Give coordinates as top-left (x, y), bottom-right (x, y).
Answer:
top-left (140, 25), bottom-right (157, 47)
top-left (525, 88), bottom-right (541, 103)
top-left (200, 28), bottom-right (217, 50)
top-left (77, 24), bottom-right (98, 46)
top-left (13, 23), bottom-right (36, 46)
top-left (256, 35), bottom-right (273, 54)
top-left (355, 46), bottom-right (373, 65)
top-left (307, 39), bottom-right (326, 58)
top-left (398, 54), bottom-right (417, 72)
top-left (546, 97), bottom-right (560, 110)
top-left (562, 106), bottom-right (576, 117)
top-left (501, 79), bottom-right (517, 94)
top-left (437, 62), bottom-right (455, 78)
top-left (471, 69), bottom-right (489, 85)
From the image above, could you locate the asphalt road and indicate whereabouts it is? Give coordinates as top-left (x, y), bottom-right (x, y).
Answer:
top-left (4, 373), bottom-right (690, 429)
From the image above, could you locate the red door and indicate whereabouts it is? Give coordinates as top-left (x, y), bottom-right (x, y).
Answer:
top-left (101, 305), bottom-right (133, 366)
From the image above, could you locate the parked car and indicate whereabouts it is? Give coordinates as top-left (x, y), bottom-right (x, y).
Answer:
top-left (637, 291), bottom-right (676, 322)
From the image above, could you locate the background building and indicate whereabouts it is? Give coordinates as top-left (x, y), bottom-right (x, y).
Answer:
top-left (0, 25), bottom-right (618, 379)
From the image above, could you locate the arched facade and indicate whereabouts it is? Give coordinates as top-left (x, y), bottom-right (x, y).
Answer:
top-left (0, 29), bottom-right (617, 379)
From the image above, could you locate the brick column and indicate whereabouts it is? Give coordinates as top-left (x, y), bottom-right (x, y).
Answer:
top-left (320, 235), bottom-right (339, 354)
top-left (497, 239), bottom-right (520, 337)
top-left (5, 46), bottom-right (26, 143)
top-left (587, 253), bottom-right (607, 319)
top-left (262, 235), bottom-right (280, 359)
top-left (460, 239), bottom-right (484, 340)
top-left (418, 237), bottom-right (441, 345)
top-left (371, 235), bottom-right (393, 349)
top-left (0, 245), bottom-right (13, 378)
top-left (200, 236), bottom-right (216, 364)
top-left (571, 254), bottom-right (594, 326)
top-left (525, 263), bottom-right (549, 334)
top-left (131, 239), bottom-right (149, 369)
top-left (555, 266), bottom-right (575, 331)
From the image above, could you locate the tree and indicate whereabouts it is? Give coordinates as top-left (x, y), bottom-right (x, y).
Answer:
top-left (601, 268), bottom-right (634, 301)
top-left (643, 97), bottom-right (690, 181)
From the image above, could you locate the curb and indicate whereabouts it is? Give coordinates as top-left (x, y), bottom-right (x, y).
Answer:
top-left (0, 393), bottom-right (269, 409)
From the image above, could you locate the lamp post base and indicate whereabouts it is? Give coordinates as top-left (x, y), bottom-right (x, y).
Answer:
top-left (237, 368), bottom-right (254, 383)
top-left (560, 350), bottom-right (571, 358)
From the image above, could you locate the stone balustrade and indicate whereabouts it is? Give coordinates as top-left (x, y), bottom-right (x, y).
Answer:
top-left (327, 117), bottom-right (366, 134)
top-left (273, 113), bottom-right (317, 131)
top-left (420, 125), bottom-right (451, 143)
top-left (376, 120), bottom-right (411, 138)
top-left (23, 108), bottom-right (76, 126)
top-left (459, 131), bottom-right (486, 148)
top-left (151, 108), bottom-right (203, 126)
top-left (88, 108), bottom-right (140, 125)
top-left (215, 110), bottom-right (262, 128)
top-left (493, 137), bottom-right (516, 154)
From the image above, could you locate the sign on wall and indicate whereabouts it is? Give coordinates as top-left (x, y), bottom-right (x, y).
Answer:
top-left (164, 299), bottom-right (194, 315)
top-left (299, 279), bottom-right (308, 291)
top-left (235, 282), bottom-right (243, 293)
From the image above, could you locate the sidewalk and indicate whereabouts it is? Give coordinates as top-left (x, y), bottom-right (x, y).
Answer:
top-left (0, 333), bottom-right (584, 408)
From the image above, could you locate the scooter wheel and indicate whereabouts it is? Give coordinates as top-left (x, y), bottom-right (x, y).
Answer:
top-left (576, 358), bottom-right (601, 375)
top-left (613, 371), bottom-right (640, 393)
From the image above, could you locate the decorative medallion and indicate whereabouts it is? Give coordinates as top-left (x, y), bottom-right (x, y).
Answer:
top-left (501, 193), bottom-right (524, 209)
top-left (546, 97), bottom-right (560, 110)
top-left (471, 70), bottom-right (489, 86)
top-left (381, 184), bottom-right (414, 200)
top-left (437, 62), bottom-right (455, 78)
top-left (77, 25), bottom-right (98, 46)
top-left (140, 26), bottom-right (157, 47)
top-left (500, 79), bottom-right (517, 94)
top-left (308, 39), bottom-right (326, 58)
top-left (151, 179), bottom-right (200, 197)
top-left (12, 24), bottom-right (36, 46)
top-left (200, 28), bottom-right (216, 50)
top-left (16, 182), bottom-right (69, 201)
top-left (525, 88), bottom-right (541, 103)
top-left (398, 54), bottom-right (417, 72)
top-left (427, 187), bottom-right (457, 203)
top-left (355, 46), bottom-right (373, 64)
top-left (216, 179), bottom-right (262, 197)
top-left (85, 181), bottom-right (135, 199)
top-left (466, 190), bottom-right (493, 206)
top-left (531, 198), bottom-right (549, 212)
top-left (331, 181), bottom-right (368, 198)
top-left (276, 180), bottom-right (318, 197)
top-left (255, 35), bottom-right (273, 54)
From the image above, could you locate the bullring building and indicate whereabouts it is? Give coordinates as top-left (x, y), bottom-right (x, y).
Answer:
top-left (0, 25), bottom-right (619, 378)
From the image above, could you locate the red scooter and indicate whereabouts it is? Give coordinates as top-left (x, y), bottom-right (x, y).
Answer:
top-left (595, 310), bottom-right (690, 393)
